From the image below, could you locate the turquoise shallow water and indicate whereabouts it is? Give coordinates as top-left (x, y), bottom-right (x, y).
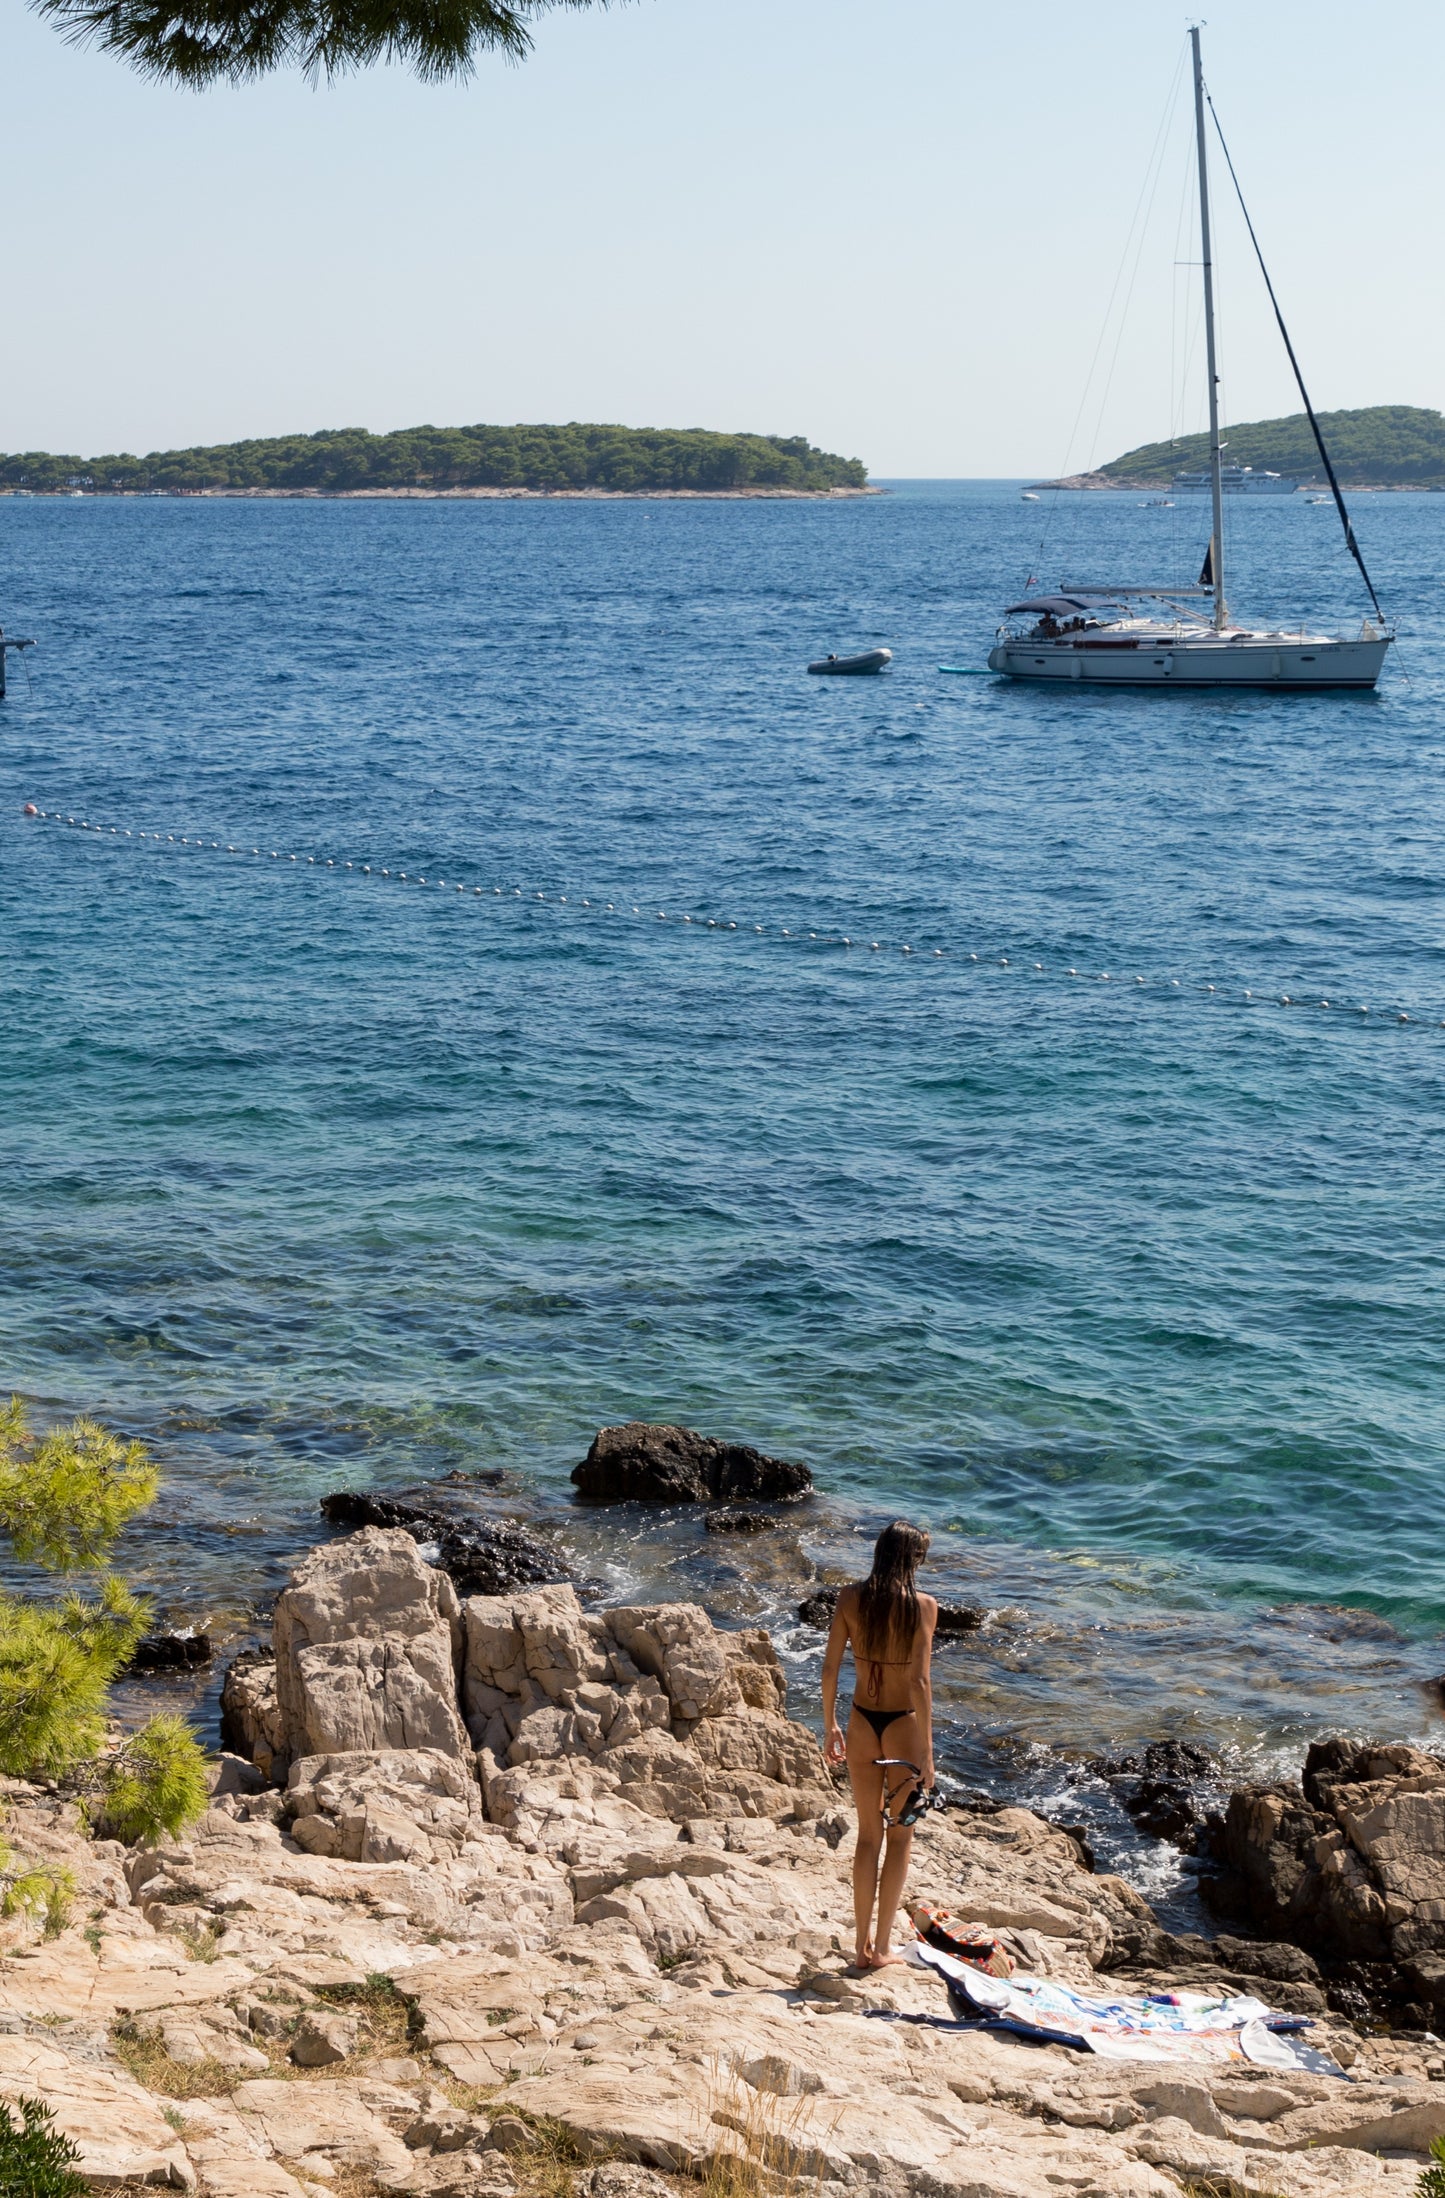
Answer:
top-left (2, 482), bottom-right (1443, 1842)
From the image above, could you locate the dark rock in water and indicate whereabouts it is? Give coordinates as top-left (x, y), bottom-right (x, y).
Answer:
top-left (1089, 1740), bottom-right (1215, 1783)
top-left (1086, 1739), bottom-right (1218, 1852)
top-left (794, 1583), bottom-right (985, 1635)
top-left (319, 1490), bottom-right (571, 1597)
top-left (571, 1422), bottom-right (812, 1505)
top-left (704, 1508), bottom-right (778, 1534)
top-left (1202, 1737), bottom-right (1445, 2027)
top-left (126, 1631), bottom-right (213, 1674)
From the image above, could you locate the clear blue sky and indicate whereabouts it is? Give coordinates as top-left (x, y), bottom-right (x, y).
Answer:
top-left (2, 0), bottom-right (1440, 473)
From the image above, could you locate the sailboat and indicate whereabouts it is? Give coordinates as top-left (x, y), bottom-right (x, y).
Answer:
top-left (988, 29), bottom-right (1392, 691)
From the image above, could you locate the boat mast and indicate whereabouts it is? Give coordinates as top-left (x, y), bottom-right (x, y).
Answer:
top-left (1190, 24), bottom-right (1227, 630)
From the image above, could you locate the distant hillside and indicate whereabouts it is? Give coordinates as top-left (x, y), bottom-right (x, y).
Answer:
top-left (1101, 405), bottom-right (1445, 488)
top-left (0, 423), bottom-right (868, 496)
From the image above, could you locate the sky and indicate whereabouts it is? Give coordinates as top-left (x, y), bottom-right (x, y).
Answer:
top-left (2, 0), bottom-right (1442, 475)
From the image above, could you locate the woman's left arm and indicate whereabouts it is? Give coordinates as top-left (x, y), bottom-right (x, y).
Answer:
top-left (909, 1597), bottom-right (937, 1786)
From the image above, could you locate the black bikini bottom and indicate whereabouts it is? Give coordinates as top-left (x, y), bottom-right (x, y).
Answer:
top-left (851, 1699), bottom-right (916, 1743)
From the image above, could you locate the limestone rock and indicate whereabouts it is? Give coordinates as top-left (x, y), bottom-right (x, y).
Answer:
top-left (230, 2078), bottom-right (415, 2182)
top-left (273, 1528), bottom-right (470, 1773)
top-left (571, 1423), bottom-right (812, 1505)
top-left (290, 2011), bottom-right (359, 2066)
top-left (1209, 1738), bottom-right (1445, 2020)
top-left (0, 2033), bottom-right (196, 2188)
top-left (220, 1652), bottom-right (289, 1785)
top-left (285, 1747), bottom-right (484, 1862)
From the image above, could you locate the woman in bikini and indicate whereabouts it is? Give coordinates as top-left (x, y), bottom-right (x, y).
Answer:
top-left (820, 1519), bottom-right (936, 1971)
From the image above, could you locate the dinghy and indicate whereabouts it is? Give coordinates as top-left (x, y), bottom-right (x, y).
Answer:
top-left (807, 647), bottom-right (892, 675)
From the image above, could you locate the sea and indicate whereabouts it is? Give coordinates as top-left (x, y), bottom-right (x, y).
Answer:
top-left (2, 480), bottom-right (1442, 1916)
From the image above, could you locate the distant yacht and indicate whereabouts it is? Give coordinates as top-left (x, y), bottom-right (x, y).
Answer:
top-left (989, 28), bottom-right (1391, 691)
top-left (1021, 490), bottom-right (1040, 501)
top-left (1173, 464), bottom-right (1297, 494)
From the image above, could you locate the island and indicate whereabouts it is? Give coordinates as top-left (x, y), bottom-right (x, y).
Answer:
top-left (1032, 403), bottom-right (1445, 491)
top-left (0, 422), bottom-right (871, 498)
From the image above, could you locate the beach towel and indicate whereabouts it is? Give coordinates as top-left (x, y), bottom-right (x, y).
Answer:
top-left (906, 1943), bottom-right (1348, 2075)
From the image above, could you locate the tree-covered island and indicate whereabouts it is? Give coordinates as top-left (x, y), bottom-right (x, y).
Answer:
top-left (0, 422), bottom-right (870, 497)
top-left (1083, 404), bottom-right (1445, 489)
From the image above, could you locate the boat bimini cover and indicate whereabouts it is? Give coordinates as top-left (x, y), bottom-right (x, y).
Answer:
top-left (1003, 596), bottom-right (1101, 616)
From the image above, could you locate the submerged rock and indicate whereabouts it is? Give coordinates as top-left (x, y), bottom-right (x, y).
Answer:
top-left (125, 1629), bottom-right (214, 1674)
top-left (571, 1421), bottom-right (812, 1504)
top-left (1086, 1740), bottom-right (1220, 1852)
top-left (702, 1507), bottom-right (778, 1533)
top-left (319, 1489), bottom-right (571, 1597)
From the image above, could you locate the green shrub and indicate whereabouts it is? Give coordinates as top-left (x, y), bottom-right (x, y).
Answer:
top-left (0, 1576), bottom-right (147, 1778)
top-left (95, 1716), bottom-right (210, 1845)
top-left (0, 1400), bottom-right (158, 1571)
top-left (0, 2096), bottom-right (88, 2198)
top-left (1417, 2136), bottom-right (1445, 2198)
top-left (0, 1400), bottom-right (208, 1854)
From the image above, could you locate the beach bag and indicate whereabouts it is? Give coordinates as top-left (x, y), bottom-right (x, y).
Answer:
top-left (908, 1902), bottom-right (1016, 1979)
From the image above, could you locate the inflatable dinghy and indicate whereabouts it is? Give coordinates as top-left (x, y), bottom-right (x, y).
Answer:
top-left (807, 647), bottom-right (892, 675)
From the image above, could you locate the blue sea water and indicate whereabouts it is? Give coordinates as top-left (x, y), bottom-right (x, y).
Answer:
top-left (2, 481), bottom-right (1443, 1845)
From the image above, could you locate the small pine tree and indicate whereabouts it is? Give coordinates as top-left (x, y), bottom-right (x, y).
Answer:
top-left (1418, 2136), bottom-right (1445, 2198)
top-left (0, 1400), bottom-right (208, 1857)
top-left (0, 2096), bottom-right (88, 2198)
top-left (97, 1715), bottom-right (210, 1846)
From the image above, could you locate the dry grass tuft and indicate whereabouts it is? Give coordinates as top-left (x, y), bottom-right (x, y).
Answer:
top-left (494, 2110), bottom-right (616, 2198)
top-left (1183, 2179), bottom-right (1290, 2198)
top-left (311, 1972), bottom-right (418, 2053)
top-left (111, 2022), bottom-right (237, 2100)
top-left (696, 2060), bottom-right (836, 2198)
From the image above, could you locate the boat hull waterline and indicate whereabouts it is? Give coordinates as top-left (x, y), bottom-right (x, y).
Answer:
top-left (987, 633), bottom-right (1389, 689)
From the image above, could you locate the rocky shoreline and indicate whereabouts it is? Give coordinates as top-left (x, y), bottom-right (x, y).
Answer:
top-left (4, 1430), bottom-right (1444, 2198)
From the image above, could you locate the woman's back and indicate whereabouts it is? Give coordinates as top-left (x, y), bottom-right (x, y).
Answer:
top-left (840, 1578), bottom-right (936, 1708)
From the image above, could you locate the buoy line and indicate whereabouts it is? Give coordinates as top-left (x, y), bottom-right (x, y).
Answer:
top-left (19, 803), bottom-right (1443, 1032)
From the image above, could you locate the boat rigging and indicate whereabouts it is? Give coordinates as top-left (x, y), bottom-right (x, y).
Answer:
top-left (988, 27), bottom-right (1392, 692)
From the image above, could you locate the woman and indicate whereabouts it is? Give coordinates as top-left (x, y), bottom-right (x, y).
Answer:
top-left (821, 1520), bottom-right (936, 1970)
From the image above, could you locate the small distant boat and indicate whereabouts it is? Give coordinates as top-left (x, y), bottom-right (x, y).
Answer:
top-left (1021, 491), bottom-right (1041, 502)
top-left (807, 648), bottom-right (892, 676)
top-left (1142, 498), bottom-right (1175, 508)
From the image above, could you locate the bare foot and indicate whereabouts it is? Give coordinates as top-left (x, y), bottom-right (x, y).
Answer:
top-left (864, 1948), bottom-right (908, 1968)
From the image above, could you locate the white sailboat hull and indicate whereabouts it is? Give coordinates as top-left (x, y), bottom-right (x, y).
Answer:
top-left (987, 633), bottom-right (1390, 689)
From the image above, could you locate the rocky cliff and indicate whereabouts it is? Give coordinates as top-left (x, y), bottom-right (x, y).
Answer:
top-left (4, 1525), bottom-right (1444, 2198)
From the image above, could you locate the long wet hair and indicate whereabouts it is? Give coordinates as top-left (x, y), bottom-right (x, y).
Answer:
top-left (855, 1520), bottom-right (930, 1660)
